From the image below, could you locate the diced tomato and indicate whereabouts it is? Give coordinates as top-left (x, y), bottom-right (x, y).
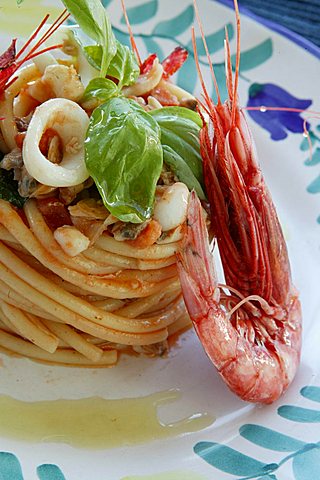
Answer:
top-left (37, 197), bottom-right (72, 231)
top-left (162, 46), bottom-right (188, 79)
top-left (140, 53), bottom-right (157, 74)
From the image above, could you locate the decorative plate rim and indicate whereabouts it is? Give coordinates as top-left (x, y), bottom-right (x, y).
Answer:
top-left (216, 0), bottom-right (320, 59)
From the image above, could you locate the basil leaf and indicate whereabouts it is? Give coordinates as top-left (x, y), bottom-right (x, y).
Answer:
top-left (82, 78), bottom-right (118, 105)
top-left (149, 107), bottom-right (206, 199)
top-left (108, 41), bottom-right (140, 89)
top-left (0, 169), bottom-right (25, 208)
top-left (99, 14), bottom-right (117, 76)
top-left (82, 45), bottom-right (102, 70)
top-left (61, 0), bottom-right (107, 43)
top-left (162, 146), bottom-right (205, 200)
top-left (84, 40), bottom-right (139, 88)
top-left (85, 97), bottom-right (163, 223)
top-left (61, 0), bottom-right (117, 76)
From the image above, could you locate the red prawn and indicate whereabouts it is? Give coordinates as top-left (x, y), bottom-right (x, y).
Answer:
top-left (176, 0), bottom-right (302, 404)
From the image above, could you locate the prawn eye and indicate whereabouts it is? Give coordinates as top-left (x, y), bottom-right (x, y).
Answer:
top-left (23, 98), bottom-right (90, 187)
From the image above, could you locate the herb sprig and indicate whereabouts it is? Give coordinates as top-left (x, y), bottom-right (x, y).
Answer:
top-left (61, 0), bottom-right (117, 78)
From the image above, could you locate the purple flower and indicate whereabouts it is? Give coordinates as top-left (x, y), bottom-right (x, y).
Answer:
top-left (247, 83), bottom-right (312, 141)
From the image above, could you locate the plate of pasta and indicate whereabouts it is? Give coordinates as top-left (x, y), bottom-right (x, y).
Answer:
top-left (0, 0), bottom-right (319, 479)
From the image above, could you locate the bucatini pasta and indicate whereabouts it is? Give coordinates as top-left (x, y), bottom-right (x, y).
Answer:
top-left (0, 3), bottom-right (205, 366)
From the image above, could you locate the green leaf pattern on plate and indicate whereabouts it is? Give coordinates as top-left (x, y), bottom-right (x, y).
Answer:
top-left (231, 38), bottom-right (273, 71)
top-left (194, 385), bottom-right (320, 479)
top-left (153, 5), bottom-right (194, 36)
top-left (187, 23), bottom-right (234, 55)
top-left (0, 452), bottom-right (24, 480)
top-left (120, 0), bottom-right (158, 25)
top-left (37, 465), bottom-right (67, 480)
top-left (142, 36), bottom-right (164, 60)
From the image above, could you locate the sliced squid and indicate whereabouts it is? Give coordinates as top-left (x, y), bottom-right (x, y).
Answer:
top-left (123, 58), bottom-right (164, 97)
top-left (32, 52), bottom-right (58, 74)
top-left (23, 98), bottom-right (90, 187)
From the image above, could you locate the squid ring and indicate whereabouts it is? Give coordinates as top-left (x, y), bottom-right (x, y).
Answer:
top-left (23, 98), bottom-right (90, 187)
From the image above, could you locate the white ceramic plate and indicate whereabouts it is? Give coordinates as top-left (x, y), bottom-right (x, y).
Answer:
top-left (0, 1), bottom-right (319, 479)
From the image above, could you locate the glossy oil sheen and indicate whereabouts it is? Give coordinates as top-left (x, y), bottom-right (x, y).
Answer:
top-left (0, 391), bottom-right (214, 449)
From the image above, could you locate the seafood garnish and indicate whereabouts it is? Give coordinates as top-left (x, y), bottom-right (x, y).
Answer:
top-left (162, 47), bottom-right (189, 79)
top-left (176, 0), bottom-right (302, 404)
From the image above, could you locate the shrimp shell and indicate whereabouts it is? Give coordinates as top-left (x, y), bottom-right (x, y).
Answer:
top-left (176, 0), bottom-right (302, 404)
top-left (177, 193), bottom-right (301, 404)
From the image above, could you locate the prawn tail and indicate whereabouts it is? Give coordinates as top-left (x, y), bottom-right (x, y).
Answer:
top-left (176, 191), bottom-right (218, 321)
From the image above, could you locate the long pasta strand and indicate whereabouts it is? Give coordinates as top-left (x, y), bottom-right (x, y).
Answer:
top-left (0, 41), bottom-right (192, 367)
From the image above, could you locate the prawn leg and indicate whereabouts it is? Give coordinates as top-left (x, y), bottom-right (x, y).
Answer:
top-left (177, 193), bottom-right (301, 404)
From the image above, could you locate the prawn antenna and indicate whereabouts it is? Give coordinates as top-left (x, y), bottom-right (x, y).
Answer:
top-left (231, 0), bottom-right (241, 126)
top-left (121, 0), bottom-right (142, 66)
top-left (191, 27), bottom-right (211, 108)
top-left (224, 27), bottom-right (234, 104)
top-left (15, 14), bottom-right (50, 62)
top-left (15, 9), bottom-right (69, 64)
top-left (193, 0), bottom-right (221, 105)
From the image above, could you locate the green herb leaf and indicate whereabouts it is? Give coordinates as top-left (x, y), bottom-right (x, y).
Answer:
top-left (162, 145), bottom-right (205, 200)
top-left (149, 107), bottom-right (206, 199)
top-left (85, 97), bottom-right (163, 223)
top-left (16, 0), bottom-right (24, 4)
top-left (84, 40), bottom-right (139, 88)
top-left (61, 0), bottom-right (106, 43)
top-left (80, 44), bottom-right (102, 70)
top-left (0, 169), bottom-right (25, 208)
top-left (108, 41), bottom-right (140, 89)
top-left (82, 78), bottom-right (118, 105)
top-left (82, 45), bottom-right (102, 70)
top-left (61, 0), bottom-right (117, 76)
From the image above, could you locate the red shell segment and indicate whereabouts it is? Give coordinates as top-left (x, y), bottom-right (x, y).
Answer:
top-left (0, 39), bottom-right (16, 69)
top-left (162, 46), bottom-right (188, 79)
top-left (140, 53), bottom-right (157, 74)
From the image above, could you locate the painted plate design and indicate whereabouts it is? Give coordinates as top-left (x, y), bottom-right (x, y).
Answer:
top-left (0, 0), bottom-right (319, 479)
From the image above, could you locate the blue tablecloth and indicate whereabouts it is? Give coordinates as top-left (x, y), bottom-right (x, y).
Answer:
top-left (238, 0), bottom-right (320, 48)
